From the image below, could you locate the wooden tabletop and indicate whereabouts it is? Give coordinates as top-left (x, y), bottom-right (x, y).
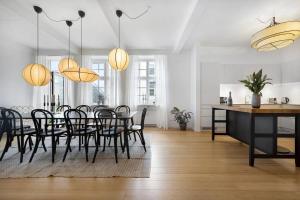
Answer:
top-left (212, 104), bottom-right (300, 114)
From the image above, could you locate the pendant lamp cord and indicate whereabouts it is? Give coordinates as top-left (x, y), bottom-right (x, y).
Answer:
top-left (36, 12), bottom-right (39, 63)
top-left (118, 16), bottom-right (121, 48)
top-left (67, 23), bottom-right (70, 69)
top-left (79, 16), bottom-right (82, 80)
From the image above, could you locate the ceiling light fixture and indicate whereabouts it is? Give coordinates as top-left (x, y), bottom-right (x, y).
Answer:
top-left (251, 17), bottom-right (300, 51)
top-left (108, 10), bottom-right (129, 71)
top-left (63, 11), bottom-right (99, 82)
top-left (22, 6), bottom-right (51, 86)
top-left (58, 20), bottom-right (79, 76)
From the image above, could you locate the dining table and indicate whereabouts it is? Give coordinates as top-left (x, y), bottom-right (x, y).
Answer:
top-left (18, 111), bottom-right (137, 159)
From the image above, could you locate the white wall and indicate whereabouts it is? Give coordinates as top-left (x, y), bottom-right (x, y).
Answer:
top-left (0, 38), bottom-right (34, 107)
top-left (167, 50), bottom-right (193, 128)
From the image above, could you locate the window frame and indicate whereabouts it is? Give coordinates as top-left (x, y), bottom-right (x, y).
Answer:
top-left (91, 59), bottom-right (108, 105)
top-left (48, 57), bottom-right (65, 105)
top-left (137, 59), bottom-right (156, 105)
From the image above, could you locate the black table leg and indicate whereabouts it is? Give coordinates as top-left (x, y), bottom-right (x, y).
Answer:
top-left (295, 114), bottom-right (300, 167)
top-left (124, 119), bottom-right (130, 159)
top-left (249, 114), bottom-right (255, 166)
top-left (212, 108), bottom-right (215, 141)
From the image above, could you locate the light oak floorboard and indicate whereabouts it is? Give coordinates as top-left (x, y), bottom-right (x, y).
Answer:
top-left (0, 128), bottom-right (299, 200)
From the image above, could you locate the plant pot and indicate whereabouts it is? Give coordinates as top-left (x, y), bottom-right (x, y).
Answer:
top-left (252, 94), bottom-right (261, 108)
top-left (179, 123), bottom-right (187, 130)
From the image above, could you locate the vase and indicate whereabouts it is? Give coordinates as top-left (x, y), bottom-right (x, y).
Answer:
top-left (252, 94), bottom-right (261, 108)
top-left (179, 123), bottom-right (187, 131)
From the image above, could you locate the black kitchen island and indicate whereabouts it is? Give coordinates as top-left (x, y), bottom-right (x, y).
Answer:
top-left (211, 104), bottom-right (300, 167)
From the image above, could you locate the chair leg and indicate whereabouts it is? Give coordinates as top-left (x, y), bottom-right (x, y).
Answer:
top-left (20, 135), bottom-right (25, 163)
top-left (108, 137), bottom-right (111, 146)
top-left (92, 134), bottom-right (99, 163)
top-left (51, 136), bottom-right (55, 163)
top-left (120, 134), bottom-right (124, 153)
top-left (139, 130), bottom-right (147, 152)
top-left (41, 137), bottom-right (47, 152)
top-left (84, 134), bottom-right (88, 162)
top-left (0, 135), bottom-right (11, 161)
top-left (133, 132), bottom-right (137, 141)
top-left (17, 136), bottom-right (21, 152)
top-left (114, 136), bottom-right (118, 163)
top-left (63, 136), bottom-right (71, 162)
top-left (79, 134), bottom-right (81, 151)
top-left (102, 136), bottom-right (106, 152)
top-left (29, 137), bottom-right (41, 163)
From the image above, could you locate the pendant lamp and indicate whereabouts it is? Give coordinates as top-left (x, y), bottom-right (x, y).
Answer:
top-left (251, 17), bottom-right (300, 51)
top-left (63, 11), bottom-right (99, 82)
top-left (58, 21), bottom-right (79, 76)
top-left (108, 10), bottom-right (129, 71)
top-left (22, 6), bottom-right (51, 86)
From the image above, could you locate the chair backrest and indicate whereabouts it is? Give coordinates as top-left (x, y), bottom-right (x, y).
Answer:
top-left (76, 105), bottom-right (91, 113)
top-left (56, 105), bottom-right (71, 112)
top-left (92, 105), bottom-right (109, 112)
top-left (64, 109), bottom-right (88, 136)
top-left (31, 109), bottom-right (54, 136)
top-left (0, 107), bottom-right (6, 135)
top-left (115, 105), bottom-right (130, 113)
top-left (1, 108), bottom-right (24, 136)
top-left (140, 108), bottom-right (147, 130)
top-left (94, 109), bottom-right (117, 136)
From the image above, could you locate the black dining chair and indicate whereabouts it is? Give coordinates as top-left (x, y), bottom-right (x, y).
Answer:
top-left (0, 108), bottom-right (36, 163)
top-left (127, 108), bottom-right (147, 152)
top-left (30, 109), bottom-right (67, 163)
top-left (114, 105), bottom-right (135, 141)
top-left (92, 105), bottom-right (109, 112)
top-left (0, 107), bottom-right (6, 142)
top-left (76, 105), bottom-right (91, 113)
top-left (63, 109), bottom-right (97, 162)
top-left (93, 109), bottom-right (124, 163)
top-left (57, 105), bottom-right (71, 112)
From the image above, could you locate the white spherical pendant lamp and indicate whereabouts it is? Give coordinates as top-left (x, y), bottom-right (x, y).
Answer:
top-left (108, 10), bottom-right (129, 71)
top-left (58, 57), bottom-right (79, 75)
top-left (23, 64), bottom-right (51, 86)
top-left (108, 48), bottom-right (129, 71)
top-left (22, 6), bottom-right (51, 86)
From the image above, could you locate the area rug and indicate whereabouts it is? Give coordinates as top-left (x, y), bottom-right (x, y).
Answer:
top-left (0, 137), bottom-right (151, 178)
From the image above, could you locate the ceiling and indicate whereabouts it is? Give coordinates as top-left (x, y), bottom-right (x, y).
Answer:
top-left (1, 0), bottom-right (300, 53)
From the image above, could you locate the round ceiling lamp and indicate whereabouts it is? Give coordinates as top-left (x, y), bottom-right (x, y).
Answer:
top-left (251, 17), bottom-right (300, 51)
top-left (108, 10), bottom-right (129, 71)
top-left (63, 11), bottom-right (99, 82)
top-left (22, 6), bottom-right (51, 86)
top-left (58, 20), bottom-right (79, 77)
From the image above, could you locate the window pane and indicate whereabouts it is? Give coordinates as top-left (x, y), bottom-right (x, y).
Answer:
top-left (50, 61), bottom-right (59, 72)
top-left (139, 80), bottom-right (147, 88)
top-left (140, 61), bottom-right (147, 69)
top-left (99, 63), bottom-right (105, 70)
top-left (99, 80), bottom-right (104, 88)
top-left (99, 69), bottom-right (105, 77)
top-left (139, 70), bottom-right (147, 77)
top-left (139, 88), bottom-right (147, 96)
top-left (149, 80), bottom-right (155, 88)
top-left (149, 89), bottom-right (155, 96)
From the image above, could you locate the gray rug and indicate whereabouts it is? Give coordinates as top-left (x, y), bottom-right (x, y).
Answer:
top-left (0, 137), bottom-right (151, 178)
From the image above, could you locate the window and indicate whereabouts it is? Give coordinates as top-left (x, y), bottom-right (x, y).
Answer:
top-left (49, 57), bottom-right (64, 105)
top-left (137, 60), bottom-right (156, 105)
top-left (91, 61), bottom-right (107, 104)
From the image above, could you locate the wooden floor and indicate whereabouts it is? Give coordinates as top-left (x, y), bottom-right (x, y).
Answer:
top-left (0, 128), bottom-right (300, 200)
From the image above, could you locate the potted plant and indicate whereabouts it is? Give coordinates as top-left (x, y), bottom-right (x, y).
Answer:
top-left (239, 69), bottom-right (272, 108)
top-left (170, 107), bottom-right (192, 130)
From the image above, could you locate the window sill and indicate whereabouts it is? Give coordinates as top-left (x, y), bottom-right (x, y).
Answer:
top-left (137, 104), bottom-right (158, 111)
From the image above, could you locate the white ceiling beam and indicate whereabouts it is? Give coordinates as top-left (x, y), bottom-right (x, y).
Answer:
top-left (173, 0), bottom-right (207, 53)
top-left (1, 0), bottom-right (80, 54)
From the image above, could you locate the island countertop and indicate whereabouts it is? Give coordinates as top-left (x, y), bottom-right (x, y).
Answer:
top-left (212, 104), bottom-right (300, 114)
